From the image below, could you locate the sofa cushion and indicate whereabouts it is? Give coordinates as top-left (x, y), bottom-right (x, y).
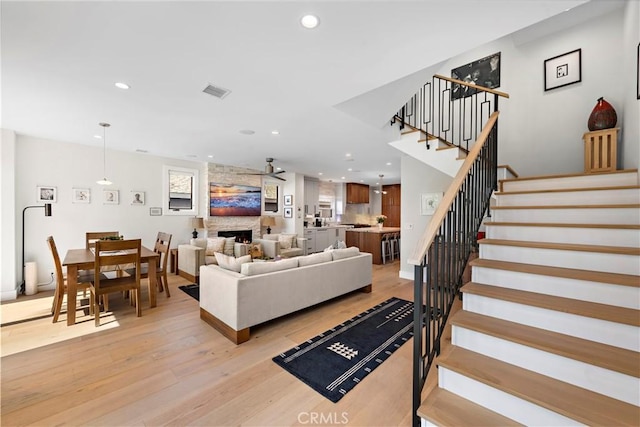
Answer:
top-left (331, 246), bottom-right (360, 260)
top-left (223, 237), bottom-right (236, 256)
top-left (205, 237), bottom-right (226, 256)
top-left (240, 257), bottom-right (299, 276)
top-left (278, 234), bottom-right (294, 249)
top-left (205, 255), bottom-right (218, 265)
top-left (214, 253), bottom-right (252, 273)
top-left (298, 251), bottom-right (333, 267)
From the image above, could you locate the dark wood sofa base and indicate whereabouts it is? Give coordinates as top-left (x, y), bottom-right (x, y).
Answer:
top-left (200, 308), bottom-right (250, 344)
top-left (361, 284), bottom-right (372, 293)
top-left (178, 269), bottom-right (198, 284)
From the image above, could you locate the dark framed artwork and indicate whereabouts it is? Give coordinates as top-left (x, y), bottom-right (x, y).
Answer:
top-left (637, 43), bottom-right (639, 99)
top-left (283, 207), bottom-right (293, 218)
top-left (451, 52), bottom-right (501, 100)
top-left (544, 48), bottom-right (582, 91)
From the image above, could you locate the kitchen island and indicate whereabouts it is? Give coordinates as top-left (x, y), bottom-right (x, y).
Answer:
top-left (346, 227), bottom-right (401, 264)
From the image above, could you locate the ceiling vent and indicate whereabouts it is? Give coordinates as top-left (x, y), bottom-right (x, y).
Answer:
top-left (203, 84), bottom-right (231, 99)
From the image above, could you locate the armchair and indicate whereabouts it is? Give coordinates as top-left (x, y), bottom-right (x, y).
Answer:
top-left (254, 233), bottom-right (305, 258)
top-left (178, 238), bottom-right (246, 283)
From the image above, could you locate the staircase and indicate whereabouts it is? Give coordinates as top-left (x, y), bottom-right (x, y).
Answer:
top-left (418, 169), bottom-right (640, 426)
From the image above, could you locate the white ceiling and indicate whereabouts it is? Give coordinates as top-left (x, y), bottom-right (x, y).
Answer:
top-left (2, 0), bottom-right (597, 185)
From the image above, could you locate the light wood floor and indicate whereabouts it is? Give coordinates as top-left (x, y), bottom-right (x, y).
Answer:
top-left (1, 260), bottom-right (447, 427)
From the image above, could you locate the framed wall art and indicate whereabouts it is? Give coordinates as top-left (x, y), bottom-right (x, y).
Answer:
top-left (637, 42), bottom-right (640, 100)
top-left (544, 48), bottom-right (581, 91)
top-left (72, 188), bottom-right (90, 203)
top-left (451, 52), bottom-right (501, 99)
top-left (284, 194), bottom-right (293, 206)
top-left (130, 190), bottom-right (145, 205)
top-left (37, 186), bottom-right (57, 203)
top-left (149, 207), bottom-right (162, 216)
top-left (283, 207), bottom-right (293, 218)
top-left (103, 189), bottom-right (119, 205)
top-left (420, 193), bottom-right (442, 216)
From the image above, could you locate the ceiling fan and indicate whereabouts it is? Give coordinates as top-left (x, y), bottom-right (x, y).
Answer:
top-left (237, 157), bottom-right (286, 181)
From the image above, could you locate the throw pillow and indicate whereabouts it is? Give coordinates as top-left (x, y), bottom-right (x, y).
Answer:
top-left (223, 237), bottom-right (236, 256)
top-left (205, 238), bottom-right (225, 256)
top-left (214, 253), bottom-right (252, 273)
top-left (331, 246), bottom-right (360, 260)
top-left (281, 233), bottom-right (298, 248)
top-left (249, 243), bottom-right (263, 259)
top-left (278, 234), bottom-right (293, 250)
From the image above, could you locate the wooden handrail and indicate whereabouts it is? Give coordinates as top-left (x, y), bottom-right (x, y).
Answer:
top-left (433, 74), bottom-right (510, 99)
top-left (408, 111), bottom-right (500, 266)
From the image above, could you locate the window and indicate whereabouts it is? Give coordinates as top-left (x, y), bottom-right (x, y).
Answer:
top-left (163, 165), bottom-right (199, 216)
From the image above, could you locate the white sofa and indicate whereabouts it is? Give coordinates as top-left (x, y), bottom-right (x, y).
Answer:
top-left (199, 247), bottom-right (373, 344)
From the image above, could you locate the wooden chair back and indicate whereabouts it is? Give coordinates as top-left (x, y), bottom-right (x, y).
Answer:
top-left (47, 236), bottom-right (65, 294)
top-left (86, 231), bottom-right (120, 249)
top-left (154, 232), bottom-right (172, 272)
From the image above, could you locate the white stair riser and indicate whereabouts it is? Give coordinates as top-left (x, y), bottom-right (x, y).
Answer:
top-left (496, 188), bottom-right (640, 207)
top-left (462, 294), bottom-right (640, 351)
top-left (438, 368), bottom-right (582, 426)
top-left (472, 266), bottom-right (640, 309)
top-left (479, 244), bottom-right (640, 275)
top-left (501, 172), bottom-right (638, 192)
top-left (491, 206), bottom-right (640, 224)
top-left (452, 327), bottom-right (640, 405)
top-left (485, 225), bottom-right (640, 247)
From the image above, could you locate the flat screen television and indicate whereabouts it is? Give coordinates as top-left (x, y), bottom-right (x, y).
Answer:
top-left (209, 183), bottom-right (261, 216)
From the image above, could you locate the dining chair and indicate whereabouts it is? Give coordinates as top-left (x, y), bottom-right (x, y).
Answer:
top-left (90, 238), bottom-right (142, 326)
top-left (124, 232), bottom-right (172, 297)
top-left (47, 236), bottom-right (95, 323)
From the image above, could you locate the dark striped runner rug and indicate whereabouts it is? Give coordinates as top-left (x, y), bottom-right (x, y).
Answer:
top-left (272, 297), bottom-right (414, 402)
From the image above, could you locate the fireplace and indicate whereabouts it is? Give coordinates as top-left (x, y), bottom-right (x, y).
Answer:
top-left (218, 229), bottom-right (252, 243)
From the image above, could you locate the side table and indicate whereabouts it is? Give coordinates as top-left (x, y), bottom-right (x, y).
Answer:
top-left (170, 248), bottom-right (179, 275)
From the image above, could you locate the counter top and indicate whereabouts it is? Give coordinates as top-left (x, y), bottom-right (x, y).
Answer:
top-left (304, 225), bottom-right (353, 230)
top-left (346, 227), bottom-right (400, 234)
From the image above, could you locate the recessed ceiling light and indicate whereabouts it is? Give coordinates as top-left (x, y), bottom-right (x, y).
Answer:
top-left (135, 149), bottom-right (148, 153)
top-left (208, 155), bottom-right (214, 158)
top-left (301, 14), bottom-right (319, 29)
top-left (271, 130), bottom-right (280, 135)
top-left (347, 168), bottom-right (352, 172)
top-left (115, 82), bottom-right (130, 90)
top-left (341, 176), bottom-right (346, 180)
top-left (318, 172), bottom-right (323, 176)
top-left (94, 135), bottom-right (102, 139)
top-left (239, 129), bottom-right (255, 135)
top-left (345, 153), bottom-right (352, 157)
top-left (386, 162), bottom-right (392, 166)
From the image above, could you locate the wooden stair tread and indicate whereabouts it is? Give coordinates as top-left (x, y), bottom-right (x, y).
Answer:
top-left (491, 203), bottom-right (640, 210)
top-left (498, 169), bottom-right (638, 185)
top-left (418, 388), bottom-right (522, 426)
top-left (461, 282), bottom-right (640, 326)
top-left (469, 258), bottom-right (640, 288)
top-left (451, 311), bottom-right (640, 377)
top-left (495, 185), bottom-right (640, 196)
top-left (437, 347), bottom-right (640, 426)
top-left (484, 221), bottom-right (640, 230)
top-left (478, 238), bottom-right (640, 256)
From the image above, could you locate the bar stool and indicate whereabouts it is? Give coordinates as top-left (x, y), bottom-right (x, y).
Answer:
top-left (381, 233), bottom-right (393, 264)
top-left (390, 232), bottom-right (400, 260)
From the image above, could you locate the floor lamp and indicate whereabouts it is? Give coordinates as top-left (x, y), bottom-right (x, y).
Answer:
top-left (21, 203), bottom-right (52, 294)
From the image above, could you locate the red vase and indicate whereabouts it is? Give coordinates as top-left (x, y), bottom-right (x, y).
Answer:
top-left (587, 97), bottom-right (617, 131)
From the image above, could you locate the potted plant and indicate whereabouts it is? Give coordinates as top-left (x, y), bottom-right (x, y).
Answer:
top-left (376, 215), bottom-right (387, 228)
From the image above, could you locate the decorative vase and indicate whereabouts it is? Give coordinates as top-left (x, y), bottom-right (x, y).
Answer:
top-left (588, 97), bottom-right (617, 131)
top-left (378, 223), bottom-right (383, 229)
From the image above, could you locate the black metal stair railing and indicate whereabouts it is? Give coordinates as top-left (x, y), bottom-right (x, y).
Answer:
top-left (392, 74), bottom-right (508, 152)
top-left (391, 74), bottom-right (509, 427)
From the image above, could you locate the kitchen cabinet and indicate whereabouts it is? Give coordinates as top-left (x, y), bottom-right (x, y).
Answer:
top-left (314, 228), bottom-right (333, 251)
top-left (382, 184), bottom-right (401, 227)
top-left (304, 227), bottom-right (349, 253)
top-left (346, 183), bottom-right (369, 204)
top-left (304, 229), bottom-right (316, 254)
top-left (304, 179), bottom-right (320, 215)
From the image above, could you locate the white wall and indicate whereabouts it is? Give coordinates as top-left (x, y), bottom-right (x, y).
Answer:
top-left (9, 134), bottom-right (202, 298)
top-left (621, 0), bottom-right (640, 170)
top-left (431, 6), bottom-right (633, 177)
top-left (1, 130), bottom-right (18, 300)
top-left (399, 155), bottom-right (452, 280)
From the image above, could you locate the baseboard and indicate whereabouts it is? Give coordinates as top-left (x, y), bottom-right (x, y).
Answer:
top-left (200, 308), bottom-right (250, 344)
top-left (178, 270), bottom-right (198, 284)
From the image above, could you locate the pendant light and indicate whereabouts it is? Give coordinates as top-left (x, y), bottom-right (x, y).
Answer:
top-left (374, 174), bottom-right (387, 195)
top-left (96, 122), bottom-right (112, 185)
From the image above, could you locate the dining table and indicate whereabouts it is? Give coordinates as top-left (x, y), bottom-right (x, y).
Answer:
top-left (62, 245), bottom-right (160, 326)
